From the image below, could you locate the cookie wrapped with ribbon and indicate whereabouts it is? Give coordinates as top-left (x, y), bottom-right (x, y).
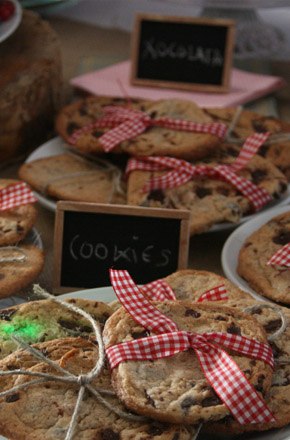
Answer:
top-left (64, 98), bottom-right (228, 159)
top-left (126, 133), bottom-right (288, 234)
top-left (104, 269), bottom-right (276, 426)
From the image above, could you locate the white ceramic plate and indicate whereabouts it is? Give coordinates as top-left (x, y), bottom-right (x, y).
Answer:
top-left (1, 285), bottom-right (290, 439)
top-left (222, 204), bottom-right (290, 299)
top-left (0, 0), bottom-right (22, 44)
top-left (26, 137), bottom-right (290, 231)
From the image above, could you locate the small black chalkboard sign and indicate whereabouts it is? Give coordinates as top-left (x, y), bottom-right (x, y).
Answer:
top-left (53, 201), bottom-right (190, 292)
top-left (131, 14), bottom-right (235, 93)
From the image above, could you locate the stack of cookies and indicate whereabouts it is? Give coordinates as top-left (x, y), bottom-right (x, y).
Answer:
top-left (0, 268), bottom-right (288, 439)
top-left (0, 179), bottom-right (44, 298)
top-left (18, 95), bottom-right (289, 235)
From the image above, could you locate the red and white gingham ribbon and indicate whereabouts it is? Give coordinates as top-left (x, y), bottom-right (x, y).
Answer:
top-left (68, 105), bottom-right (228, 152)
top-left (267, 243), bottom-right (290, 268)
top-left (107, 269), bottom-right (275, 425)
top-left (126, 132), bottom-right (272, 212)
top-left (141, 278), bottom-right (228, 302)
top-left (140, 279), bottom-right (176, 301)
top-left (197, 284), bottom-right (228, 302)
top-left (0, 182), bottom-right (36, 211)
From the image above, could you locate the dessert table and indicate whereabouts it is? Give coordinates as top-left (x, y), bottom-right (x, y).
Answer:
top-left (1, 14), bottom-right (290, 297)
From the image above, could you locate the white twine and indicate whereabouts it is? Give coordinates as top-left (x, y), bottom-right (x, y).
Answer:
top-left (0, 246), bottom-right (27, 263)
top-left (224, 106), bottom-right (243, 141)
top-left (0, 285), bottom-right (146, 440)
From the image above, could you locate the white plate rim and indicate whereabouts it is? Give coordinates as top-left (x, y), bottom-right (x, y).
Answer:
top-left (0, 0), bottom-right (22, 44)
top-left (222, 204), bottom-right (290, 298)
top-left (26, 137), bottom-right (290, 230)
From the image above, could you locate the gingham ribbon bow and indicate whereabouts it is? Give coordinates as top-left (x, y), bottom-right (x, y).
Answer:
top-left (68, 105), bottom-right (228, 152)
top-left (141, 278), bottom-right (228, 302)
top-left (106, 269), bottom-right (275, 425)
top-left (0, 182), bottom-right (36, 211)
top-left (267, 243), bottom-right (290, 268)
top-left (126, 132), bottom-right (272, 212)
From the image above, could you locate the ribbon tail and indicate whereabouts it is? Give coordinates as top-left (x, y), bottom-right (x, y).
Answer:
top-left (194, 347), bottom-right (275, 425)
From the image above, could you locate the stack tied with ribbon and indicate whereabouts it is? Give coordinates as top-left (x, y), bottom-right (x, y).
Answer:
top-left (0, 179), bottom-right (44, 298)
top-left (0, 285), bottom-right (198, 440)
top-left (56, 97), bottom-right (228, 160)
top-left (104, 269), bottom-right (275, 428)
top-left (238, 210), bottom-right (290, 306)
top-left (126, 133), bottom-right (288, 235)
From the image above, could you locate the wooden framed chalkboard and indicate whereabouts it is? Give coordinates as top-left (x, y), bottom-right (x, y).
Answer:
top-left (53, 201), bottom-right (190, 293)
top-left (131, 14), bottom-right (235, 93)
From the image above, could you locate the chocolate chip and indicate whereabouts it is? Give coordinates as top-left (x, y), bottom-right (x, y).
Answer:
top-left (147, 423), bottom-right (166, 436)
top-left (0, 273), bottom-right (4, 280)
top-left (67, 122), bottom-right (80, 135)
top-left (252, 120), bottom-right (267, 133)
top-left (251, 169), bottom-right (267, 185)
top-left (259, 143), bottom-right (270, 157)
top-left (270, 341), bottom-right (285, 358)
top-left (196, 187), bottom-right (212, 198)
top-left (149, 111), bottom-right (157, 119)
top-left (132, 330), bottom-right (150, 339)
top-left (215, 316), bottom-right (227, 321)
top-left (217, 187), bottom-right (230, 197)
top-left (255, 374), bottom-right (266, 392)
top-left (227, 324), bottom-right (241, 335)
top-left (92, 131), bottom-right (103, 138)
top-left (185, 309), bottom-right (201, 318)
top-left (201, 395), bottom-right (221, 407)
top-left (181, 396), bottom-right (196, 410)
top-left (0, 308), bottom-right (16, 321)
top-left (5, 393), bottom-right (20, 403)
top-left (58, 320), bottom-right (91, 334)
top-left (16, 224), bottom-right (24, 233)
top-left (79, 105), bottom-right (88, 116)
top-left (101, 428), bottom-right (120, 439)
top-left (6, 364), bottom-right (18, 370)
top-left (264, 319), bottom-right (282, 333)
top-left (148, 189), bottom-right (165, 202)
top-left (273, 231), bottom-right (290, 246)
top-left (145, 390), bottom-right (156, 407)
top-left (172, 434), bottom-right (180, 440)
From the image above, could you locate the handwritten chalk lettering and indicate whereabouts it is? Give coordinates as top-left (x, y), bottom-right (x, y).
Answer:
top-left (69, 234), bottom-right (172, 267)
top-left (142, 38), bottom-right (223, 66)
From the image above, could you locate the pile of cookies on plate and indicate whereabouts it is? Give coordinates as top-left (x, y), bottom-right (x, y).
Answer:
top-left (18, 95), bottom-right (290, 235)
top-left (0, 178), bottom-right (44, 299)
top-left (0, 268), bottom-right (289, 439)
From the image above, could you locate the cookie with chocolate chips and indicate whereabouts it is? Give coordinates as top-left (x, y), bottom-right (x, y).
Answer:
top-left (0, 297), bottom-right (112, 357)
top-left (203, 299), bottom-right (290, 435)
top-left (19, 152), bottom-right (127, 205)
top-left (55, 95), bottom-right (152, 155)
top-left (0, 244), bottom-right (44, 298)
top-left (56, 96), bottom-right (224, 160)
top-left (127, 152), bottom-right (287, 235)
top-left (0, 337), bottom-right (196, 439)
top-left (0, 179), bottom-right (37, 246)
top-left (238, 210), bottom-right (290, 305)
top-left (103, 301), bottom-right (272, 425)
top-left (163, 269), bottom-right (253, 301)
top-left (205, 106), bottom-right (290, 180)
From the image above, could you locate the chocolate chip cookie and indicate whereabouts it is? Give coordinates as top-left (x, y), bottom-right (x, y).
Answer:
top-left (19, 152), bottom-right (126, 205)
top-left (127, 154), bottom-right (287, 235)
top-left (104, 301), bottom-right (273, 424)
top-left (205, 106), bottom-right (290, 180)
top-left (0, 337), bottom-right (196, 439)
top-left (0, 244), bottom-right (44, 298)
top-left (238, 210), bottom-right (290, 305)
top-left (0, 179), bottom-right (37, 246)
top-left (0, 297), bottom-right (113, 358)
top-left (56, 96), bottom-right (224, 160)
